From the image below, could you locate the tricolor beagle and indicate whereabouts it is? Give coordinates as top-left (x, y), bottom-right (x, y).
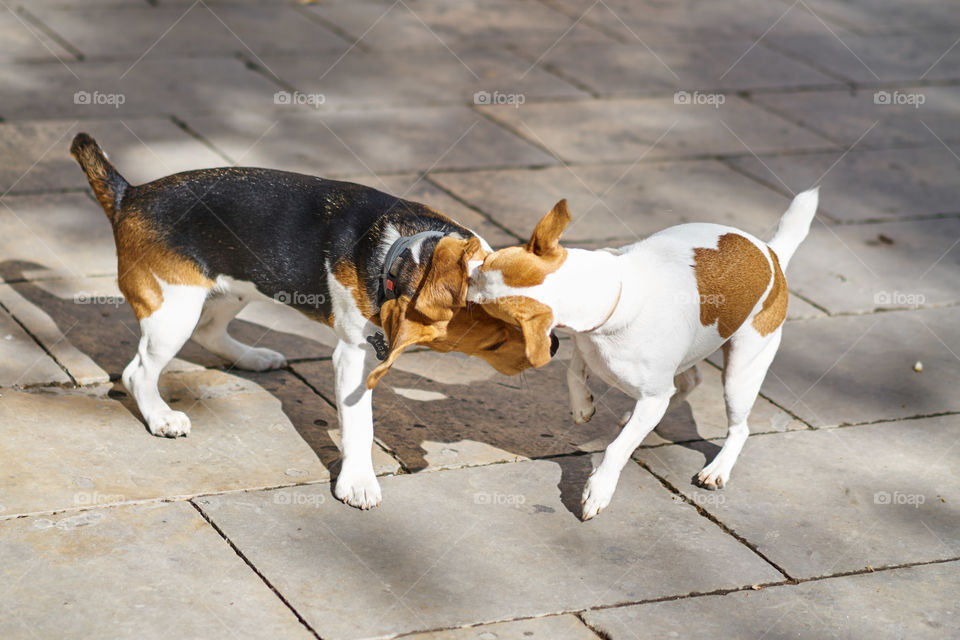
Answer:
top-left (468, 189), bottom-right (819, 519)
top-left (70, 133), bottom-right (550, 510)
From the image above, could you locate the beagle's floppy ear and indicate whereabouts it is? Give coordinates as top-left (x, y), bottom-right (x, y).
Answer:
top-left (366, 297), bottom-right (441, 388)
top-left (527, 199), bottom-right (572, 256)
top-left (365, 236), bottom-right (484, 388)
top-left (412, 236), bottom-right (482, 318)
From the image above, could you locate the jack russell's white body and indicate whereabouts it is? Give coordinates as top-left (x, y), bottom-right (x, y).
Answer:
top-left (470, 189), bottom-right (819, 519)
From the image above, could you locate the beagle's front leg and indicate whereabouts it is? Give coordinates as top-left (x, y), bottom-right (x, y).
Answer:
top-left (332, 341), bottom-right (382, 509)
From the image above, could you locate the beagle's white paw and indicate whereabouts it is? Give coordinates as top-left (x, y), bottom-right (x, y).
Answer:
top-left (335, 468), bottom-right (382, 510)
top-left (234, 347), bottom-right (286, 372)
top-left (147, 410), bottom-right (191, 437)
top-left (580, 468), bottom-right (618, 520)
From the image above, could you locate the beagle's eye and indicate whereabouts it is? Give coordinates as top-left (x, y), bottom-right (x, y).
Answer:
top-left (483, 340), bottom-right (507, 351)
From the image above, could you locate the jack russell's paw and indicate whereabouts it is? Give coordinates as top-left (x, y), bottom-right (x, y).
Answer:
top-left (571, 396), bottom-right (596, 424)
top-left (234, 347), bottom-right (286, 372)
top-left (696, 462), bottom-right (731, 490)
top-left (147, 410), bottom-right (191, 437)
top-left (580, 469), bottom-right (618, 520)
top-left (334, 469), bottom-right (382, 510)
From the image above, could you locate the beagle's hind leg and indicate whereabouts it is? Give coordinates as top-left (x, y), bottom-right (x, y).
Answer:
top-left (122, 282), bottom-right (209, 437)
top-left (191, 292), bottom-right (286, 371)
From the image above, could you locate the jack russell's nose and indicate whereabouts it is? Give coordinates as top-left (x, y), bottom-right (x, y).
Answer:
top-left (549, 333), bottom-right (560, 358)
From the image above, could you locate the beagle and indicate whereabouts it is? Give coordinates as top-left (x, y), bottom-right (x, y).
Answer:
top-left (468, 189), bottom-right (819, 519)
top-left (70, 133), bottom-right (549, 510)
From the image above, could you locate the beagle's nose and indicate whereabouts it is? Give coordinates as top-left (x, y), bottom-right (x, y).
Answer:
top-left (549, 333), bottom-right (560, 358)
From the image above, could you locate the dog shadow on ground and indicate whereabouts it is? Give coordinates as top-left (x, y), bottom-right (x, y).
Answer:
top-left (2, 258), bottom-right (728, 516)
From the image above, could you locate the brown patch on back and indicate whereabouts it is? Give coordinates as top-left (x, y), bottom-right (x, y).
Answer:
top-left (115, 214), bottom-right (212, 319)
top-left (752, 248), bottom-right (788, 336)
top-left (693, 233), bottom-right (771, 339)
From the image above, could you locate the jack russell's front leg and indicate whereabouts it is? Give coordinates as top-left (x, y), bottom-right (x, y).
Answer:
top-left (581, 392), bottom-right (671, 520)
top-left (567, 345), bottom-right (595, 424)
top-left (332, 341), bottom-right (382, 509)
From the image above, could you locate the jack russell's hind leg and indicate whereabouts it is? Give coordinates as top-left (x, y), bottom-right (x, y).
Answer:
top-left (567, 345), bottom-right (595, 424)
top-left (122, 284), bottom-right (208, 437)
top-left (582, 391), bottom-right (671, 520)
top-left (191, 295), bottom-right (286, 371)
top-left (698, 328), bottom-right (782, 490)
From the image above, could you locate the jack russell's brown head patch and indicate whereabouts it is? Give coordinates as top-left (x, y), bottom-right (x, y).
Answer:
top-left (480, 199), bottom-right (571, 288)
top-left (693, 233), bottom-right (780, 339)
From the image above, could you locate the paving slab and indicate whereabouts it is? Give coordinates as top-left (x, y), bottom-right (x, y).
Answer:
top-left (0, 276), bottom-right (332, 379)
top-left (762, 307), bottom-right (960, 426)
top-left (431, 160), bottom-right (796, 243)
top-left (514, 38), bottom-right (840, 97)
top-left (546, 0), bottom-right (856, 43)
top-left (751, 85), bottom-right (960, 148)
top-left (260, 48), bottom-right (587, 111)
top-left (478, 96), bottom-right (834, 164)
top-left (0, 368), bottom-right (327, 516)
top-left (726, 147), bottom-right (960, 222)
top-left (0, 305), bottom-right (70, 387)
top-left (231, 367), bottom-right (400, 477)
top-left (304, 0), bottom-right (614, 52)
top-left (583, 560), bottom-right (960, 639)
top-left (185, 107), bottom-right (556, 177)
top-left (795, 0), bottom-right (960, 34)
top-left (0, 10), bottom-right (75, 63)
top-left (763, 32), bottom-right (960, 83)
top-left (404, 614), bottom-right (600, 640)
top-left (196, 459), bottom-right (783, 640)
top-left (641, 417), bottom-right (960, 578)
top-left (29, 4), bottom-right (351, 58)
top-left (0, 193), bottom-right (115, 280)
top-left (0, 57), bottom-right (281, 120)
top-left (0, 502), bottom-right (315, 640)
top-left (0, 284), bottom-right (108, 385)
top-left (785, 216), bottom-right (960, 315)
top-left (0, 118), bottom-right (226, 194)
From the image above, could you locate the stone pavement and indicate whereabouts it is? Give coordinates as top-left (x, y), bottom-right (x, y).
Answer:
top-left (0, 0), bottom-right (958, 638)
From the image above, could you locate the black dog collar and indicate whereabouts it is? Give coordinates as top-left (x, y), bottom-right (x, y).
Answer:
top-left (379, 230), bottom-right (446, 306)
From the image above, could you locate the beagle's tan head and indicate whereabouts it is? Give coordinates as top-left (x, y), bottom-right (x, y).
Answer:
top-left (470, 200), bottom-right (572, 369)
top-left (366, 236), bottom-right (541, 388)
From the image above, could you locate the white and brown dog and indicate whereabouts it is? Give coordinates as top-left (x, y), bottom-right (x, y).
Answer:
top-left (468, 189), bottom-right (819, 519)
top-left (71, 133), bottom-right (551, 510)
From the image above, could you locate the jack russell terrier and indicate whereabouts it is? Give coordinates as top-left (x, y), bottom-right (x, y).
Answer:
top-left (70, 133), bottom-right (553, 510)
top-left (468, 189), bottom-right (819, 520)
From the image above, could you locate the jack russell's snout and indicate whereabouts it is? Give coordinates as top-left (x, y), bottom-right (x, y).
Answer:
top-left (549, 333), bottom-right (560, 358)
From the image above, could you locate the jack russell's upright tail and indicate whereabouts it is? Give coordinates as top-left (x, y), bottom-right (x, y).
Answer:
top-left (70, 133), bottom-right (129, 224)
top-left (768, 187), bottom-right (819, 267)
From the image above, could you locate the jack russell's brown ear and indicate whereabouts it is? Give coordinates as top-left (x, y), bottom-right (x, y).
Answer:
top-left (366, 236), bottom-right (483, 388)
top-left (482, 296), bottom-right (556, 369)
top-left (527, 199), bottom-right (571, 257)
